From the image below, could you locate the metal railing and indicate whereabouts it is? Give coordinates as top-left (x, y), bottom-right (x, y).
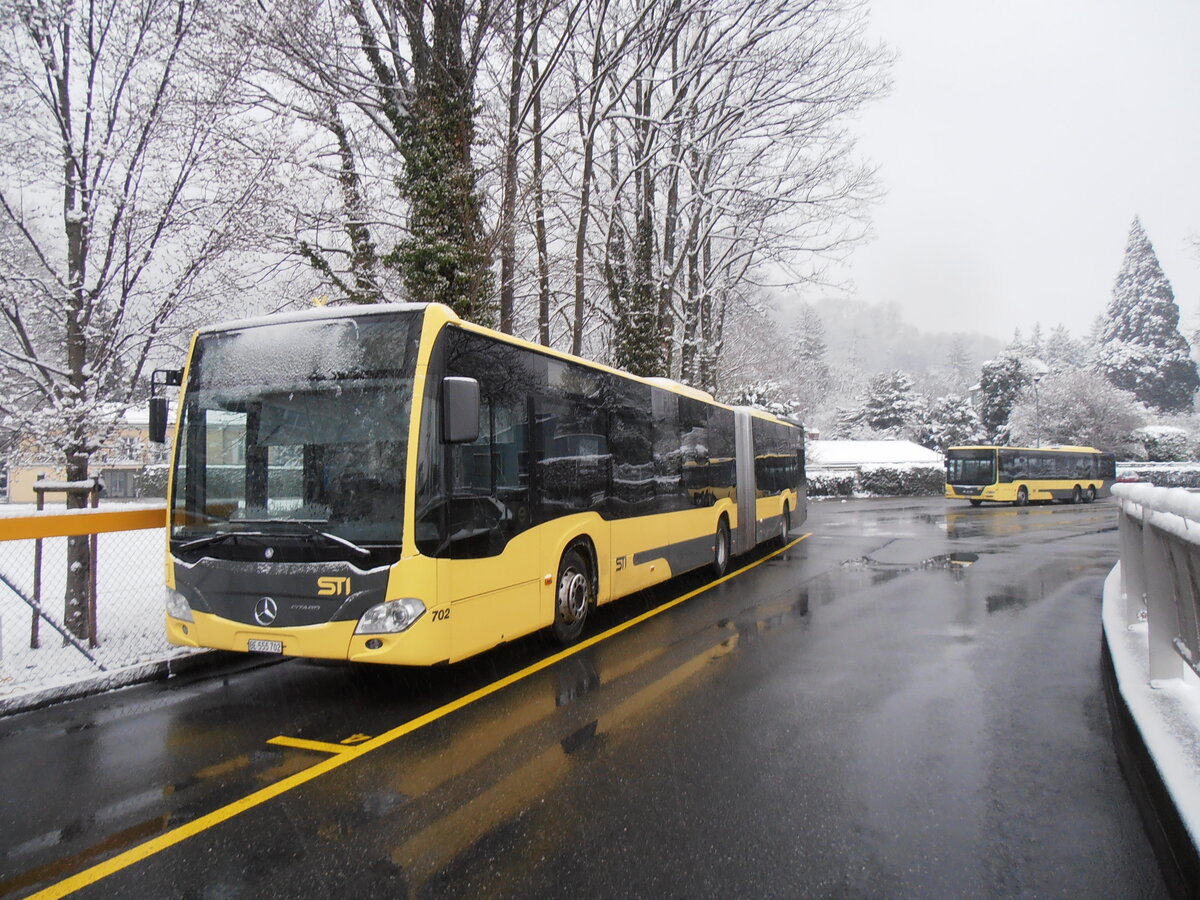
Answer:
top-left (1112, 483), bottom-right (1200, 681)
top-left (0, 505), bottom-right (172, 702)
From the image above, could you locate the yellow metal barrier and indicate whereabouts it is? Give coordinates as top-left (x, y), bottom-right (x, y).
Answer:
top-left (0, 507), bottom-right (166, 542)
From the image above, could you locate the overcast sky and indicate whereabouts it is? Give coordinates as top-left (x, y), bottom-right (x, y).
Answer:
top-left (839, 0), bottom-right (1200, 341)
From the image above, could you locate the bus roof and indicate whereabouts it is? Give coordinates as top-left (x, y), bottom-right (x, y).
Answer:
top-left (194, 301), bottom-right (804, 429)
top-left (947, 445), bottom-right (1105, 454)
top-left (194, 301), bottom-right (433, 335)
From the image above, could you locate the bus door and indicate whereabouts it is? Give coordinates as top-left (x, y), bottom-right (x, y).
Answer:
top-left (432, 397), bottom-right (543, 661)
top-left (732, 409), bottom-right (757, 554)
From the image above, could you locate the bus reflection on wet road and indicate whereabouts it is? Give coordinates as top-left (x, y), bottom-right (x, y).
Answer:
top-left (0, 496), bottom-right (1165, 899)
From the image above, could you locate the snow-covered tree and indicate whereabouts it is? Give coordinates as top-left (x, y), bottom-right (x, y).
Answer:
top-left (1096, 217), bottom-right (1198, 412)
top-left (728, 381), bottom-right (800, 419)
top-left (1041, 324), bottom-right (1084, 374)
top-left (0, 0), bottom-right (277, 640)
top-left (945, 336), bottom-right (975, 390)
top-left (914, 395), bottom-right (985, 452)
top-left (1007, 369), bottom-right (1145, 456)
top-left (844, 370), bottom-right (921, 437)
top-left (976, 353), bottom-right (1028, 442)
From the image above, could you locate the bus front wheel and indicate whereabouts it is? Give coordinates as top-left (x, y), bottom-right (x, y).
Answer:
top-left (1014, 486), bottom-right (1029, 507)
top-left (969, 499), bottom-right (982, 507)
top-left (552, 546), bottom-right (592, 645)
top-left (712, 518), bottom-right (731, 578)
top-left (1071, 485), bottom-right (1082, 504)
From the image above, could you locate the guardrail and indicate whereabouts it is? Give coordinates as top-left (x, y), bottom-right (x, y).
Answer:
top-left (0, 505), bottom-right (176, 707)
top-left (1106, 482), bottom-right (1200, 887)
top-left (1112, 483), bottom-right (1200, 680)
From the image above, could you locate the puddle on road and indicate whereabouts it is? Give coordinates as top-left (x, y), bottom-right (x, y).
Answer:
top-left (795, 549), bottom-right (1091, 620)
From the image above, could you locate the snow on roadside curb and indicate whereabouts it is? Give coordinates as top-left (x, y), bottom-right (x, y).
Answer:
top-left (1101, 563), bottom-right (1200, 851)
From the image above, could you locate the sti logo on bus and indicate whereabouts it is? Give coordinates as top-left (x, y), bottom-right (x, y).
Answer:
top-left (317, 576), bottom-right (352, 596)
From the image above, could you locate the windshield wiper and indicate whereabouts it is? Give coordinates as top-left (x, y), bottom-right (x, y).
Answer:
top-left (230, 517), bottom-right (372, 558)
top-left (285, 519), bottom-right (372, 559)
top-left (175, 531), bottom-right (268, 552)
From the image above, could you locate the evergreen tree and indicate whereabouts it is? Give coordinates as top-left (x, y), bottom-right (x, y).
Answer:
top-left (914, 395), bottom-right (985, 452)
top-left (789, 303), bottom-right (832, 398)
top-left (1027, 323), bottom-right (1044, 360)
top-left (946, 336), bottom-right (974, 389)
top-left (855, 370), bottom-right (921, 436)
top-left (1096, 217), bottom-right (1198, 411)
top-left (977, 353), bottom-right (1027, 442)
top-left (1043, 324), bottom-right (1081, 373)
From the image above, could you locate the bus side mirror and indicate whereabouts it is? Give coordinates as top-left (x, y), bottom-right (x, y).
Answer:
top-left (149, 397), bottom-right (169, 444)
top-left (443, 377), bottom-right (480, 443)
top-left (148, 367), bottom-right (183, 444)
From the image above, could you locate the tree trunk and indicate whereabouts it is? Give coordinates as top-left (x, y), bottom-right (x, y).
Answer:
top-left (62, 46), bottom-right (92, 642)
top-left (531, 27), bottom-right (551, 346)
top-left (498, 0), bottom-right (526, 334)
top-left (572, 135), bottom-right (595, 356)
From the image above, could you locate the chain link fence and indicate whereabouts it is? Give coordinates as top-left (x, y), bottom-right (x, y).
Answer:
top-left (0, 502), bottom-right (197, 709)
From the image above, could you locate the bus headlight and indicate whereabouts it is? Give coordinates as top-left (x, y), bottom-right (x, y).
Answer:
top-left (355, 598), bottom-right (426, 635)
top-left (166, 588), bottom-right (194, 623)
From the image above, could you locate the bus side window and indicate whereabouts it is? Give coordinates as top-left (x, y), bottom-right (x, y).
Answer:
top-left (607, 377), bottom-right (654, 516)
top-left (420, 329), bottom-right (536, 559)
top-left (536, 358), bottom-right (609, 521)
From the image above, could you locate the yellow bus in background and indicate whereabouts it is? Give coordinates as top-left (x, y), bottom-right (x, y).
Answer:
top-left (944, 445), bottom-right (1116, 507)
top-left (153, 303), bottom-right (805, 666)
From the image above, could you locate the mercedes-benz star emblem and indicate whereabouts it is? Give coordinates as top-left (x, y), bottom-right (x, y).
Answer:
top-left (254, 597), bottom-right (278, 626)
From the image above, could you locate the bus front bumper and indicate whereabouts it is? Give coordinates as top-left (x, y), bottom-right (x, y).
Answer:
top-left (166, 611), bottom-right (449, 665)
top-left (945, 484), bottom-right (998, 501)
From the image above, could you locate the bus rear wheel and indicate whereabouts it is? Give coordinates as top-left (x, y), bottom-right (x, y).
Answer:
top-left (712, 518), bottom-right (731, 578)
top-left (552, 546), bottom-right (592, 645)
top-left (1014, 486), bottom-right (1029, 507)
top-left (1085, 485), bottom-right (1096, 503)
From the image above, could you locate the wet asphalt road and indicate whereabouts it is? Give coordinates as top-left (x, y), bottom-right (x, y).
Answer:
top-left (0, 496), bottom-right (1167, 898)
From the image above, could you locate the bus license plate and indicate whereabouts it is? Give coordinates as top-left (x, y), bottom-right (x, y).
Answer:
top-left (248, 639), bottom-right (283, 654)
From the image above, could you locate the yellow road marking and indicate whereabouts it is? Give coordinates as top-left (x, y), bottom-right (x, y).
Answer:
top-left (31, 534), bottom-right (810, 899)
top-left (266, 736), bottom-right (357, 755)
top-left (340, 733), bottom-right (372, 745)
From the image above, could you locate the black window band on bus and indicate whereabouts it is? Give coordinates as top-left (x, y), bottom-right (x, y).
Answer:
top-left (414, 326), bottom-right (798, 560)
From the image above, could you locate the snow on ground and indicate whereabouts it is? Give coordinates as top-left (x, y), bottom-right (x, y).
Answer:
top-left (1103, 565), bottom-right (1200, 851)
top-left (0, 507), bottom-right (196, 706)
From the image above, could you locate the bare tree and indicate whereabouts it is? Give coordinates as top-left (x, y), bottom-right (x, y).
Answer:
top-left (0, 0), bottom-right (276, 638)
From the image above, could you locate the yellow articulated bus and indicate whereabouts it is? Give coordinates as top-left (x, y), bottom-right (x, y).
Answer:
top-left (151, 303), bottom-right (805, 666)
top-left (944, 445), bottom-right (1116, 507)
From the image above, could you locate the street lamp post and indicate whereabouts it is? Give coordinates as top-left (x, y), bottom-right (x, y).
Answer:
top-left (1034, 381), bottom-right (1041, 448)
top-left (1030, 359), bottom-right (1049, 448)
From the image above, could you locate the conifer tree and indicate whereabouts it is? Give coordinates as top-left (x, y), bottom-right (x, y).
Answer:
top-left (976, 353), bottom-right (1027, 443)
top-left (792, 304), bottom-right (831, 394)
top-left (1096, 217), bottom-right (1198, 411)
top-left (946, 336), bottom-right (974, 389)
top-left (854, 370), bottom-right (921, 436)
top-left (914, 396), bottom-right (985, 452)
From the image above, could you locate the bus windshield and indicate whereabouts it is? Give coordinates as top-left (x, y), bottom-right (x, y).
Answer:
top-left (946, 449), bottom-right (996, 486)
top-left (170, 311), bottom-right (421, 558)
